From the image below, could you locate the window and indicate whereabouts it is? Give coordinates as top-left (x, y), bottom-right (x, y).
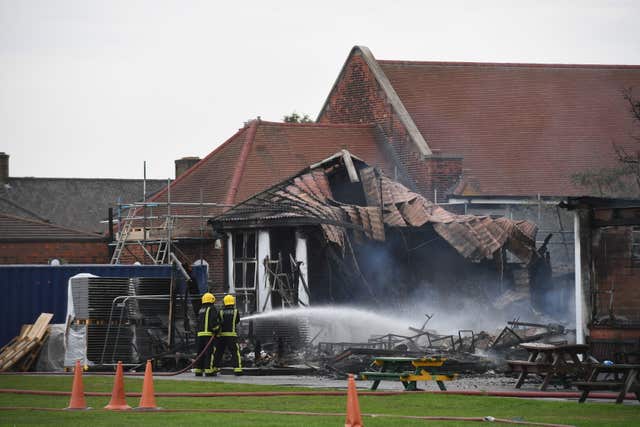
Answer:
top-left (232, 231), bottom-right (258, 312)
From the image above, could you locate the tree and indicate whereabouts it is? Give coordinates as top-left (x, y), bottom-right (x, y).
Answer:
top-left (283, 112), bottom-right (313, 123)
top-left (571, 88), bottom-right (640, 197)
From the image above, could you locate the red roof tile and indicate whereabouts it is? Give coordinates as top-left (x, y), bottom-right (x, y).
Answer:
top-left (234, 121), bottom-right (394, 203)
top-left (378, 60), bottom-right (640, 196)
top-left (149, 120), bottom-right (397, 211)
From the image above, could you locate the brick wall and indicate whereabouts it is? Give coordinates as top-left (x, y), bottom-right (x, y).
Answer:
top-left (592, 225), bottom-right (640, 322)
top-left (319, 53), bottom-right (381, 125)
top-left (175, 243), bottom-right (226, 293)
top-left (0, 241), bottom-right (109, 264)
top-left (318, 50), bottom-right (461, 202)
top-left (422, 156), bottom-right (463, 203)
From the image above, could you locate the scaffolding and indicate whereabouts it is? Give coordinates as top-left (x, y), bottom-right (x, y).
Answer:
top-left (110, 201), bottom-right (230, 265)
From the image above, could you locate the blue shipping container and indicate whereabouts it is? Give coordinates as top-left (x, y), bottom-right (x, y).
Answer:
top-left (0, 264), bottom-right (207, 347)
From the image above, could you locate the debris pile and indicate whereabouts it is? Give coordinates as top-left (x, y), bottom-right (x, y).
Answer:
top-left (241, 312), bottom-right (575, 380)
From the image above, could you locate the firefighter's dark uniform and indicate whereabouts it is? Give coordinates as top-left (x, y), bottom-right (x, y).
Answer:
top-left (212, 304), bottom-right (242, 374)
top-left (195, 302), bottom-right (219, 376)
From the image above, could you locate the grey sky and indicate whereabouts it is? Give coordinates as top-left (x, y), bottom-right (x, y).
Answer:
top-left (1, 0), bottom-right (639, 179)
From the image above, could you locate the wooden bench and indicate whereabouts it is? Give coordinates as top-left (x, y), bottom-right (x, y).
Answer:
top-left (507, 360), bottom-right (554, 388)
top-left (507, 360), bottom-right (553, 374)
top-left (359, 371), bottom-right (414, 389)
top-left (575, 363), bottom-right (640, 404)
top-left (359, 356), bottom-right (458, 391)
top-left (508, 343), bottom-right (594, 390)
top-left (359, 370), bottom-right (457, 391)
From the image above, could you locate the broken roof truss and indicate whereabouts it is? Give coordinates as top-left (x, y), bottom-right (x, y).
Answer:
top-left (210, 150), bottom-right (538, 264)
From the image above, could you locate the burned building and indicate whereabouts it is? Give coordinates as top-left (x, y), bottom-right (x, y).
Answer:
top-left (562, 197), bottom-right (640, 362)
top-left (317, 46), bottom-right (640, 322)
top-left (112, 47), bottom-right (640, 316)
top-left (209, 151), bottom-right (543, 318)
top-left (110, 120), bottom-right (410, 290)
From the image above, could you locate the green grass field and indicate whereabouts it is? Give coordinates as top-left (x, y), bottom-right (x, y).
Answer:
top-left (0, 375), bottom-right (638, 426)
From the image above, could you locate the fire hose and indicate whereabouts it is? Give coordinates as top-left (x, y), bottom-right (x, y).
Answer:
top-left (131, 334), bottom-right (217, 377)
top-left (114, 334), bottom-right (217, 377)
top-left (0, 407), bottom-right (575, 426)
top-left (0, 387), bottom-right (634, 401)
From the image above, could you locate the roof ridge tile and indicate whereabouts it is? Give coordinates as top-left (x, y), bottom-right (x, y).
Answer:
top-left (258, 120), bottom-right (376, 129)
top-left (378, 59), bottom-right (640, 69)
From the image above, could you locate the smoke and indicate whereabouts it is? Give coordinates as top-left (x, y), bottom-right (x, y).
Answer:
top-left (534, 278), bottom-right (575, 326)
top-left (242, 298), bottom-right (522, 345)
top-left (246, 225), bottom-right (574, 344)
top-left (387, 282), bottom-right (528, 335)
top-left (242, 277), bottom-right (570, 346)
top-left (346, 235), bottom-right (572, 335)
top-left (243, 306), bottom-right (415, 343)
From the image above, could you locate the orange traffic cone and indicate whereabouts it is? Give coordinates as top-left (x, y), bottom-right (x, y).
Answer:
top-left (136, 360), bottom-right (159, 410)
top-left (345, 373), bottom-right (363, 427)
top-left (104, 361), bottom-right (131, 410)
top-left (65, 360), bottom-right (90, 410)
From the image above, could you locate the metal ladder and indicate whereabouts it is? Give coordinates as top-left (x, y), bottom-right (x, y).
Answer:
top-left (154, 216), bottom-right (174, 264)
top-left (110, 206), bottom-right (136, 264)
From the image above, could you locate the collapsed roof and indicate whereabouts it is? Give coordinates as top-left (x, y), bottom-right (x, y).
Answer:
top-left (210, 150), bottom-right (538, 264)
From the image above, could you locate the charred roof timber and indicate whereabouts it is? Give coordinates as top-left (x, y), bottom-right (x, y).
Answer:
top-left (209, 150), bottom-right (539, 265)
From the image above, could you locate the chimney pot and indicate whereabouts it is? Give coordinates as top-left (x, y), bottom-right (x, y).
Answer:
top-left (0, 152), bottom-right (8, 184)
top-left (175, 156), bottom-right (200, 179)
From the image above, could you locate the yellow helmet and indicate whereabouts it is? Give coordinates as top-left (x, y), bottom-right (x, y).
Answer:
top-left (201, 293), bottom-right (215, 304)
top-left (223, 294), bottom-right (235, 306)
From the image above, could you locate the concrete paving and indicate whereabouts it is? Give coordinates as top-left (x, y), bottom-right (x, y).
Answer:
top-left (162, 371), bottom-right (540, 393)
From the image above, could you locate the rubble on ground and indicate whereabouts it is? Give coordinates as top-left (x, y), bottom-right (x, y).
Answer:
top-left (237, 314), bottom-right (575, 381)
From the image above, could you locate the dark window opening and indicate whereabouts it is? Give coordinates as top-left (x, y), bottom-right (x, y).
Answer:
top-left (232, 231), bottom-right (258, 313)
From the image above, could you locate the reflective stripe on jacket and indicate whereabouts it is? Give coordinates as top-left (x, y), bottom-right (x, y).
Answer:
top-left (197, 304), bottom-right (219, 337)
top-left (219, 306), bottom-right (240, 337)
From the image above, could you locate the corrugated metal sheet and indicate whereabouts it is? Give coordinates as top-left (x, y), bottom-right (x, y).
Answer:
top-left (212, 153), bottom-right (538, 265)
top-left (0, 264), bottom-right (207, 347)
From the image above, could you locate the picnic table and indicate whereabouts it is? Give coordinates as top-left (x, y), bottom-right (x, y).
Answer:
top-left (507, 342), bottom-right (595, 390)
top-left (575, 363), bottom-right (640, 404)
top-left (358, 356), bottom-right (457, 391)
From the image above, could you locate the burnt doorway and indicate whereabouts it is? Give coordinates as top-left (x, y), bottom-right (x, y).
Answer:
top-left (268, 228), bottom-right (297, 309)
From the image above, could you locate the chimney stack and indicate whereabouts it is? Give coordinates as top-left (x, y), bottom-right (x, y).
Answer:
top-left (0, 152), bottom-right (8, 184)
top-left (175, 156), bottom-right (200, 179)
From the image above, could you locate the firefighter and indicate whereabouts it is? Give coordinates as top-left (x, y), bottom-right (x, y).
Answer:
top-left (212, 294), bottom-right (243, 375)
top-left (194, 292), bottom-right (219, 377)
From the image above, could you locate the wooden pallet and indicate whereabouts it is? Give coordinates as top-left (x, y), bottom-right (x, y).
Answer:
top-left (0, 313), bottom-right (53, 372)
